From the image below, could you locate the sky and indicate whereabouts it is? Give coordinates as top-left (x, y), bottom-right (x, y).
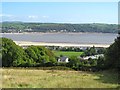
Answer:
top-left (1, 2), bottom-right (118, 24)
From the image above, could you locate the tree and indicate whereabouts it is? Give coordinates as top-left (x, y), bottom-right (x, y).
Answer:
top-left (68, 56), bottom-right (80, 70)
top-left (1, 38), bottom-right (57, 67)
top-left (84, 46), bottom-right (97, 56)
top-left (89, 46), bottom-right (97, 55)
top-left (96, 56), bottom-right (105, 70)
top-left (25, 46), bottom-right (56, 66)
top-left (1, 38), bottom-right (27, 67)
top-left (88, 58), bottom-right (97, 66)
top-left (104, 34), bottom-right (120, 69)
top-left (97, 48), bottom-right (106, 54)
top-left (25, 46), bottom-right (38, 62)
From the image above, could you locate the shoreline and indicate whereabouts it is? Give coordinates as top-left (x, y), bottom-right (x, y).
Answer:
top-left (14, 41), bottom-right (110, 48)
top-left (0, 32), bottom-right (118, 35)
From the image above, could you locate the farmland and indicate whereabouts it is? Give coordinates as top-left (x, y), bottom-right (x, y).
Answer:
top-left (2, 68), bottom-right (119, 88)
top-left (53, 51), bottom-right (84, 57)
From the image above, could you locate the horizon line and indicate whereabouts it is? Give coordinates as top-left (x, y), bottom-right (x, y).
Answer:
top-left (0, 21), bottom-right (118, 24)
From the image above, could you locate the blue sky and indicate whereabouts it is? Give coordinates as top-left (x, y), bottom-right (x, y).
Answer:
top-left (1, 2), bottom-right (118, 24)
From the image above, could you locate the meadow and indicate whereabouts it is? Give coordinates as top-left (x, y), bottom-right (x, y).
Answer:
top-left (2, 68), bottom-right (119, 88)
top-left (53, 51), bottom-right (84, 57)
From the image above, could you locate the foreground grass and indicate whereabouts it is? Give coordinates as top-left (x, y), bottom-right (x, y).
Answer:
top-left (2, 68), bottom-right (119, 88)
top-left (53, 51), bottom-right (84, 57)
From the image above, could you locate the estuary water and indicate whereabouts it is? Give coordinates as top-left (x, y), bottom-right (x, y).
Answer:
top-left (1, 33), bottom-right (118, 45)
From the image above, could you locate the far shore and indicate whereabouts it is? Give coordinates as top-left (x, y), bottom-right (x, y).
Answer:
top-left (14, 41), bottom-right (110, 48)
top-left (0, 32), bottom-right (118, 35)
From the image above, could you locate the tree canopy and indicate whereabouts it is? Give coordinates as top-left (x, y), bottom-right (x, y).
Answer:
top-left (1, 38), bottom-right (56, 67)
top-left (105, 34), bottom-right (120, 69)
top-left (1, 38), bottom-right (27, 66)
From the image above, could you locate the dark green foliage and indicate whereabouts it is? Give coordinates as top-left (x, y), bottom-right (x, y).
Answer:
top-left (1, 38), bottom-right (57, 67)
top-left (105, 34), bottom-right (120, 69)
top-left (1, 22), bottom-right (118, 33)
top-left (67, 56), bottom-right (97, 71)
top-left (97, 48), bottom-right (106, 54)
top-left (1, 38), bottom-right (28, 66)
top-left (96, 56), bottom-right (105, 70)
top-left (82, 47), bottom-right (106, 57)
top-left (88, 58), bottom-right (97, 66)
top-left (68, 56), bottom-right (81, 70)
top-left (83, 46), bottom-right (97, 56)
top-left (24, 46), bottom-right (57, 66)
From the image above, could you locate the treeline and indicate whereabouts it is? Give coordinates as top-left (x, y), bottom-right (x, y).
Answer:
top-left (1, 38), bottom-right (56, 67)
top-left (1, 37), bottom-right (119, 71)
top-left (1, 22), bottom-right (118, 33)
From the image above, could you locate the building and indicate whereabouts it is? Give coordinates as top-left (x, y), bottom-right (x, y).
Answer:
top-left (58, 56), bottom-right (69, 63)
top-left (83, 54), bottom-right (104, 60)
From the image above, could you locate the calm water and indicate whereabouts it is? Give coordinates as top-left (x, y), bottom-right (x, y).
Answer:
top-left (1, 33), bottom-right (118, 44)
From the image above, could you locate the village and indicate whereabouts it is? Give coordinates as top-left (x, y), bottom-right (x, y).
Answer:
top-left (57, 54), bottom-right (104, 63)
top-left (18, 43), bottom-right (105, 64)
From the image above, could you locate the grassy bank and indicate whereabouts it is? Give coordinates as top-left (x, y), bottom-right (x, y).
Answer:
top-left (53, 51), bottom-right (84, 57)
top-left (2, 68), bottom-right (119, 88)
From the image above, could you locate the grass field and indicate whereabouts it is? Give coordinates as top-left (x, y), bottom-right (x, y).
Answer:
top-left (2, 68), bottom-right (119, 88)
top-left (53, 51), bottom-right (84, 57)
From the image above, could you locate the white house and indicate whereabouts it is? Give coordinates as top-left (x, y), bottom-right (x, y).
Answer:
top-left (58, 56), bottom-right (69, 63)
top-left (83, 54), bottom-right (104, 60)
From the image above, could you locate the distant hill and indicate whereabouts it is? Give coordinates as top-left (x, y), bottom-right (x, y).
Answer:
top-left (0, 22), bottom-right (118, 33)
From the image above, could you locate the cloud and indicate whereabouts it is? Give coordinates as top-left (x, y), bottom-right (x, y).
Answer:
top-left (28, 15), bottom-right (38, 19)
top-left (0, 14), bottom-right (14, 17)
top-left (42, 16), bottom-right (49, 18)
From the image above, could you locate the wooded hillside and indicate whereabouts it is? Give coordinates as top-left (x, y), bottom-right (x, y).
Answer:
top-left (1, 22), bottom-right (118, 33)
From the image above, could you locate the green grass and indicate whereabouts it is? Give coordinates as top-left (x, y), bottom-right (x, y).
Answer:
top-left (2, 68), bottom-right (119, 88)
top-left (53, 51), bottom-right (84, 57)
